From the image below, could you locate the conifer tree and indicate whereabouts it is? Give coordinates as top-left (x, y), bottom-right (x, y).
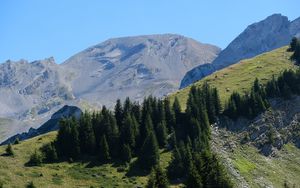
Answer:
top-left (114, 99), bottom-right (123, 128)
top-left (146, 165), bottom-right (169, 188)
top-left (156, 121), bottom-right (168, 148)
top-left (173, 97), bottom-right (181, 117)
top-left (121, 144), bottom-right (132, 163)
top-left (99, 135), bottom-right (110, 162)
top-left (5, 143), bottom-right (14, 156)
top-left (139, 131), bottom-right (159, 170)
top-left (121, 114), bottom-right (136, 148)
top-left (164, 98), bottom-right (176, 131)
top-left (185, 162), bottom-right (203, 188)
top-left (79, 112), bottom-right (96, 155)
top-left (288, 37), bottom-right (298, 51)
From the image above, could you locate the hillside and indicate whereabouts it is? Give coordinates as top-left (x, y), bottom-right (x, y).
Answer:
top-left (181, 14), bottom-right (300, 88)
top-left (0, 132), bottom-right (175, 187)
top-left (170, 46), bottom-right (297, 110)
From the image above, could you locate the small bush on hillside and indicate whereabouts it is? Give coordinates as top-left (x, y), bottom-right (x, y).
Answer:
top-left (5, 144), bottom-right (14, 156)
top-left (27, 150), bottom-right (43, 166)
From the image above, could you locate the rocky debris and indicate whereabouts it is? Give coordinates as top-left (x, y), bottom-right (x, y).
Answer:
top-left (181, 14), bottom-right (300, 88)
top-left (220, 96), bottom-right (300, 156)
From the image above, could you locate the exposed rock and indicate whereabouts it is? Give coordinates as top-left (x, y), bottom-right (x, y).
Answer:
top-left (62, 34), bottom-right (220, 108)
top-left (181, 14), bottom-right (300, 88)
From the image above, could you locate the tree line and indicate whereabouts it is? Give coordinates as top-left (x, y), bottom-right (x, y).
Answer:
top-left (29, 83), bottom-right (232, 188)
top-left (224, 68), bottom-right (300, 119)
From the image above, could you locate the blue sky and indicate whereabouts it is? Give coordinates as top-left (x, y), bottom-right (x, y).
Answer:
top-left (0, 0), bottom-right (299, 63)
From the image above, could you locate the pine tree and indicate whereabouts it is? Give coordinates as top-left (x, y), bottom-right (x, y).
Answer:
top-left (139, 131), bottom-right (160, 170)
top-left (121, 114), bottom-right (136, 148)
top-left (288, 37), bottom-right (299, 52)
top-left (79, 112), bottom-right (96, 155)
top-left (185, 162), bottom-right (203, 188)
top-left (168, 146), bottom-right (184, 179)
top-left (146, 165), bottom-right (169, 188)
top-left (121, 144), bottom-right (132, 163)
top-left (173, 97), bottom-right (181, 117)
top-left (164, 98), bottom-right (176, 131)
top-left (114, 99), bottom-right (124, 128)
top-left (5, 143), bottom-right (14, 156)
top-left (291, 42), bottom-right (300, 64)
top-left (27, 150), bottom-right (43, 166)
top-left (99, 135), bottom-right (110, 162)
top-left (156, 121), bottom-right (168, 148)
top-left (41, 142), bottom-right (58, 162)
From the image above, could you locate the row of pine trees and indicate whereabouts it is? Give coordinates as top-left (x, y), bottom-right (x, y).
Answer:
top-left (31, 83), bottom-right (232, 187)
top-left (224, 68), bottom-right (300, 119)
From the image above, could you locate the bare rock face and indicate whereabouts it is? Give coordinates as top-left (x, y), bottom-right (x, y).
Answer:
top-left (62, 34), bottom-right (220, 108)
top-left (181, 14), bottom-right (300, 88)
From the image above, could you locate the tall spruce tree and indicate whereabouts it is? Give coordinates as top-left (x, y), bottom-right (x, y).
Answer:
top-left (138, 131), bottom-right (160, 170)
top-left (79, 112), bottom-right (96, 155)
top-left (146, 165), bottom-right (169, 188)
top-left (99, 135), bottom-right (110, 162)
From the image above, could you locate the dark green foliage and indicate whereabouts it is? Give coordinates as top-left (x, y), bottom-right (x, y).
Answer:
top-left (41, 142), bottom-right (58, 162)
top-left (156, 121), bottom-right (168, 148)
top-left (120, 114), bottom-right (136, 148)
top-left (56, 118), bottom-right (80, 159)
top-left (288, 37), bottom-right (299, 52)
top-left (34, 85), bottom-right (233, 187)
top-left (146, 165), bottom-right (169, 188)
top-left (99, 135), bottom-right (110, 162)
top-left (5, 144), bottom-right (14, 156)
top-left (79, 112), bottom-right (96, 155)
top-left (14, 138), bottom-right (20, 145)
top-left (121, 144), bottom-right (132, 163)
top-left (26, 181), bottom-right (36, 188)
top-left (172, 97), bottom-right (181, 117)
top-left (185, 162), bottom-right (203, 188)
top-left (138, 131), bottom-right (159, 170)
top-left (27, 150), bottom-right (43, 166)
top-left (224, 78), bottom-right (268, 119)
top-left (289, 37), bottom-right (300, 64)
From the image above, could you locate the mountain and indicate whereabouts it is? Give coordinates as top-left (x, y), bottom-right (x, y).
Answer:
top-left (0, 34), bottom-right (219, 142)
top-left (1, 105), bottom-right (82, 145)
top-left (0, 57), bottom-right (75, 142)
top-left (62, 34), bottom-right (220, 108)
top-left (180, 14), bottom-right (300, 88)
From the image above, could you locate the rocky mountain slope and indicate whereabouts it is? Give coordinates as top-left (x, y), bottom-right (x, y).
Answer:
top-left (62, 34), bottom-right (220, 108)
top-left (181, 14), bottom-right (300, 88)
top-left (0, 34), bottom-right (219, 142)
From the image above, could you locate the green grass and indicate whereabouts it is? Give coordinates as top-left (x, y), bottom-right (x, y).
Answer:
top-left (170, 46), bottom-right (297, 110)
top-left (0, 132), bottom-right (176, 188)
top-left (231, 144), bottom-right (300, 188)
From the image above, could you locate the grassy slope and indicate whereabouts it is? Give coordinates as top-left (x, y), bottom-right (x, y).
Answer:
top-left (170, 46), bottom-right (297, 110)
top-left (172, 46), bottom-right (300, 187)
top-left (0, 132), bottom-right (176, 188)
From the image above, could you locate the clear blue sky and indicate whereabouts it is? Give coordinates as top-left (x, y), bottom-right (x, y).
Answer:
top-left (0, 0), bottom-right (299, 63)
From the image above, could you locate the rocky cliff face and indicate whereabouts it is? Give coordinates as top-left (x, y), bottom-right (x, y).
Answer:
top-left (181, 14), bottom-right (300, 88)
